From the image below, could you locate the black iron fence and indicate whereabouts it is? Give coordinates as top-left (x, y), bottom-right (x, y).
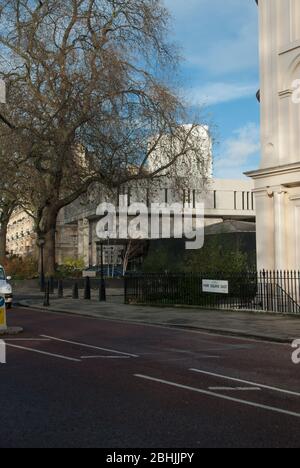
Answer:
top-left (124, 271), bottom-right (300, 314)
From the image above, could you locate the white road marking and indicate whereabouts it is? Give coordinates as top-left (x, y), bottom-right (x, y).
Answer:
top-left (80, 355), bottom-right (131, 359)
top-left (190, 368), bottom-right (300, 398)
top-left (208, 387), bottom-right (261, 392)
top-left (164, 348), bottom-right (220, 358)
top-left (164, 348), bottom-right (194, 354)
top-left (205, 344), bottom-right (254, 351)
top-left (134, 374), bottom-right (300, 419)
top-left (198, 355), bottom-right (221, 359)
top-left (41, 334), bottom-right (138, 358)
top-left (6, 343), bottom-right (81, 362)
top-left (4, 338), bottom-right (51, 341)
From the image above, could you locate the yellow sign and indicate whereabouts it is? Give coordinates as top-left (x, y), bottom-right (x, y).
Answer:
top-left (0, 296), bottom-right (6, 329)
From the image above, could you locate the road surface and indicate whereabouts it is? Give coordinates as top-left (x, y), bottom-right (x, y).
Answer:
top-left (0, 307), bottom-right (300, 448)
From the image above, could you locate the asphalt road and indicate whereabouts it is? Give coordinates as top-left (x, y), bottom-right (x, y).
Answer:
top-left (1, 307), bottom-right (300, 448)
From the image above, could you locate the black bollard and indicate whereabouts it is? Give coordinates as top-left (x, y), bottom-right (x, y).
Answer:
top-left (84, 277), bottom-right (91, 300)
top-left (58, 280), bottom-right (64, 298)
top-left (43, 281), bottom-right (50, 307)
top-left (72, 282), bottom-right (79, 299)
top-left (99, 278), bottom-right (106, 302)
top-left (40, 272), bottom-right (46, 293)
top-left (49, 276), bottom-right (54, 294)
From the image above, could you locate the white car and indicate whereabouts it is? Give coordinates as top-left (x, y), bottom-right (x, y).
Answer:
top-left (0, 265), bottom-right (12, 308)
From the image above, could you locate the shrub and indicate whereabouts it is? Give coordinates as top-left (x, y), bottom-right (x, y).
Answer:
top-left (55, 257), bottom-right (85, 278)
top-left (184, 244), bottom-right (250, 274)
top-left (2, 255), bottom-right (38, 280)
top-left (142, 235), bottom-right (255, 274)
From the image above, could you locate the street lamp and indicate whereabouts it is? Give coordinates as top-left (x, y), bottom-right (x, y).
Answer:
top-left (37, 238), bottom-right (45, 292)
top-left (99, 241), bottom-right (106, 302)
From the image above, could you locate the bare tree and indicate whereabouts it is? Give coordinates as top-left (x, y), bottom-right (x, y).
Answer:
top-left (122, 240), bottom-right (148, 275)
top-left (0, 0), bottom-right (208, 275)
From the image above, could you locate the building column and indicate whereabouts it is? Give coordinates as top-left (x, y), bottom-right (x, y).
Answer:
top-left (78, 219), bottom-right (90, 268)
top-left (90, 221), bottom-right (98, 267)
top-left (288, 194), bottom-right (300, 270)
top-left (253, 189), bottom-right (275, 271)
top-left (273, 188), bottom-right (287, 271)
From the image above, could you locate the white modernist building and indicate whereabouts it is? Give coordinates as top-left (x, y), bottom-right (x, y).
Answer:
top-left (148, 124), bottom-right (213, 182)
top-left (60, 125), bottom-right (254, 267)
top-left (62, 178), bottom-right (255, 268)
top-left (6, 125), bottom-right (255, 266)
top-left (246, 0), bottom-right (300, 271)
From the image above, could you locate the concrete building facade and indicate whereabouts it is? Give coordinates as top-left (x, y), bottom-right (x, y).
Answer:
top-left (62, 177), bottom-right (255, 268)
top-left (247, 0), bottom-right (300, 271)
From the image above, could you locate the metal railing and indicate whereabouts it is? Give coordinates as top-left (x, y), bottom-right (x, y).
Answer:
top-left (124, 271), bottom-right (300, 315)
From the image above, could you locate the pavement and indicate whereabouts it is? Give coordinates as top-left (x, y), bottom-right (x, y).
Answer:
top-left (1, 306), bottom-right (300, 448)
top-left (15, 288), bottom-right (300, 343)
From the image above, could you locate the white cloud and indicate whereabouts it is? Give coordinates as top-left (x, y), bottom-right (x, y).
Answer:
top-left (214, 123), bottom-right (260, 179)
top-left (186, 81), bottom-right (257, 106)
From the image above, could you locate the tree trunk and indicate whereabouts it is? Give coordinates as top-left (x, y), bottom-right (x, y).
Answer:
top-left (42, 228), bottom-right (56, 277)
top-left (0, 220), bottom-right (8, 264)
top-left (37, 206), bottom-right (59, 277)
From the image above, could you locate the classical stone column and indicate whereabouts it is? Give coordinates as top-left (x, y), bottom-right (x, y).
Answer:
top-left (273, 188), bottom-right (287, 271)
top-left (78, 219), bottom-right (90, 267)
top-left (288, 194), bottom-right (300, 271)
top-left (253, 189), bottom-right (275, 271)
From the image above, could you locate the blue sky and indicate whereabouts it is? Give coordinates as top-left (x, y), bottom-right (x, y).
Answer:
top-left (164, 0), bottom-right (260, 179)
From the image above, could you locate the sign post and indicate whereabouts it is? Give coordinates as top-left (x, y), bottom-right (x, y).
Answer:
top-left (0, 296), bottom-right (7, 331)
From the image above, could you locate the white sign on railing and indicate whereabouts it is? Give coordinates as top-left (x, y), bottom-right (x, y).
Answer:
top-left (202, 279), bottom-right (229, 294)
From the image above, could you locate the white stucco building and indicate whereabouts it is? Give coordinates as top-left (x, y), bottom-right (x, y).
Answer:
top-left (6, 208), bottom-right (78, 263)
top-left (6, 209), bottom-right (35, 257)
top-left (246, 0), bottom-right (300, 271)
